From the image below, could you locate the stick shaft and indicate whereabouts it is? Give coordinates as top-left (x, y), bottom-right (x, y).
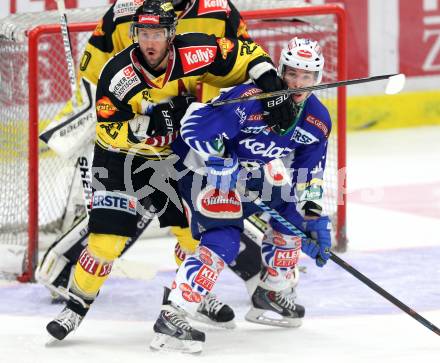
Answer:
top-left (240, 186), bottom-right (440, 336)
top-left (57, 0), bottom-right (77, 108)
top-left (212, 74), bottom-right (396, 106)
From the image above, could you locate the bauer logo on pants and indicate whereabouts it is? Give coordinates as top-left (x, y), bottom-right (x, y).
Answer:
top-left (92, 191), bottom-right (137, 215)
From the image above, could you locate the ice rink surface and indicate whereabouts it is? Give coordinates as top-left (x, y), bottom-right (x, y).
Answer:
top-left (1, 126), bottom-right (439, 362)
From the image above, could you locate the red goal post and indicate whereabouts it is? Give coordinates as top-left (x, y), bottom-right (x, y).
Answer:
top-left (0, 3), bottom-right (347, 282)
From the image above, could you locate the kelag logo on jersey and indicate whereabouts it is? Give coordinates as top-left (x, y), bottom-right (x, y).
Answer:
top-left (179, 46), bottom-right (217, 74)
top-left (198, 0), bottom-right (231, 16)
top-left (290, 127), bottom-right (319, 144)
top-left (110, 65), bottom-right (141, 101)
top-left (92, 191), bottom-right (137, 215)
top-left (239, 139), bottom-right (293, 158)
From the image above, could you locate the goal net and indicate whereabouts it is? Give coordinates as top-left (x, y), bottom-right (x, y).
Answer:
top-left (0, 1), bottom-right (346, 281)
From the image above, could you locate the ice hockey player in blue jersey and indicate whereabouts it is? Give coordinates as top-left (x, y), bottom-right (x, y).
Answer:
top-left (150, 37), bottom-right (333, 353)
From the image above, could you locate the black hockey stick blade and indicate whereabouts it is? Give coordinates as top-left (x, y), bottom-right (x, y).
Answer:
top-left (329, 252), bottom-right (440, 336)
top-left (212, 73), bottom-right (406, 106)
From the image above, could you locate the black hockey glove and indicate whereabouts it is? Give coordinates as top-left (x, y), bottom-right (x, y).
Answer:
top-left (147, 95), bottom-right (196, 137)
top-left (254, 70), bottom-right (298, 134)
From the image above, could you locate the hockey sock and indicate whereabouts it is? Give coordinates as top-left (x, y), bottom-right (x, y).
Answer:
top-left (70, 233), bottom-right (127, 300)
top-left (170, 226), bottom-right (199, 266)
top-left (168, 245), bottom-right (225, 315)
top-left (260, 227), bottom-right (301, 291)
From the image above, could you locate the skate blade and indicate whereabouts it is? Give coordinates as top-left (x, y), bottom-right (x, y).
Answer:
top-left (150, 333), bottom-right (203, 354)
top-left (245, 308), bottom-right (302, 328)
top-left (45, 334), bottom-right (62, 347)
top-left (189, 312), bottom-right (236, 329)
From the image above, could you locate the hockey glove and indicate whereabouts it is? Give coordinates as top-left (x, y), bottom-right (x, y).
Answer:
top-left (205, 154), bottom-right (239, 193)
top-left (254, 70), bottom-right (297, 134)
top-left (147, 95), bottom-right (196, 137)
top-left (302, 216), bottom-right (332, 267)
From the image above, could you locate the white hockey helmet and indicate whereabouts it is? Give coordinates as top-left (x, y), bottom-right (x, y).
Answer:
top-left (278, 37), bottom-right (325, 84)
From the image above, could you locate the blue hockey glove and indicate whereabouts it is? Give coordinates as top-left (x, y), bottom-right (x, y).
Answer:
top-left (205, 154), bottom-right (239, 193)
top-left (302, 216), bottom-right (332, 267)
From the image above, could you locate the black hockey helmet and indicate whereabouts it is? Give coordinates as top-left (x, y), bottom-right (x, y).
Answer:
top-left (131, 0), bottom-right (177, 38)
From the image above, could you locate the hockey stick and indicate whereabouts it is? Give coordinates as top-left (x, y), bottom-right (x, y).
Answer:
top-left (238, 185), bottom-right (440, 336)
top-left (212, 73), bottom-right (406, 106)
top-left (57, 0), bottom-right (78, 108)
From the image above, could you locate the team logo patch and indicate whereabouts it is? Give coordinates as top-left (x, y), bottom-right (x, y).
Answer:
top-left (92, 191), bottom-right (137, 215)
top-left (109, 65), bottom-right (141, 101)
top-left (194, 265), bottom-right (218, 291)
top-left (306, 115), bottom-right (329, 138)
top-left (216, 37), bottom-right (234, 60)
top-left (96, 96), bottom-right (118, 119)
top-left (198, 0), bottom-right (230, 15)
top-left (197, 186), bottom-right (242, 218)
top-left (179, 46), bottom-right (217, 74)
top-left (274, 248), bottom-right (299, 268)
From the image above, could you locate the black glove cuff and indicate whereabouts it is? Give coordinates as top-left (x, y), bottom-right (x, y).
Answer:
top-left (254, 70), bottom-right (285, 93)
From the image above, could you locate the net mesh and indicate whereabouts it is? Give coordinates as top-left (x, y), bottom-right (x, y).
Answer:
top-left (0, 2), bottom-right (345, 277)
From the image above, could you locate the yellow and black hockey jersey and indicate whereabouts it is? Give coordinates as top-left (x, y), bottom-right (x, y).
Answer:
top-left (80, 0), bottom-right (250, 93)
top-left (95, 33), bottom-right (271, 158)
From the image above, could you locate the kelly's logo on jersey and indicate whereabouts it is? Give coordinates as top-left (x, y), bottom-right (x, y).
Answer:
top-left (179, 46), bottom-right (217, 74)
top-left (110, 65), bottom-right (141, 101)
top-left (198, 0), bottom-right (231, 16)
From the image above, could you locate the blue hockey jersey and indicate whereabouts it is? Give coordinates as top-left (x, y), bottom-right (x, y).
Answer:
top-left (173, 83), bottom-right (332, 189)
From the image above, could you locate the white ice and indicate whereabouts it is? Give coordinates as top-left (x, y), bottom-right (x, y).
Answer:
top-left (1, 126), bottom-right (439, 362)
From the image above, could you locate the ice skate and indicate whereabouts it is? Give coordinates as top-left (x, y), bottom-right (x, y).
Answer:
top-left (46, 305), bottom-right (85, 341)
top-left (245, 286), bottom-right (305, 328)
top-left (150, 287), bottom-right (205, 354)
top-left (190, 293), bottom-right (236, 329)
